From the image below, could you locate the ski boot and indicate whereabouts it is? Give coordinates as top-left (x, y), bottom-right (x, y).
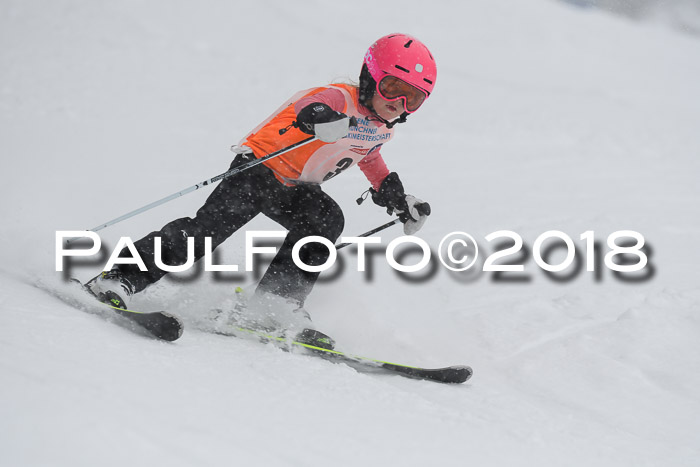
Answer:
top-left (236, 292), bottom-right (312, 332)
top-left (229, 290), bottom-right (335, 350)
top-left (294, 328), bottom-right (336, 351)
top-left (85, 268), bottom-right (135, 310)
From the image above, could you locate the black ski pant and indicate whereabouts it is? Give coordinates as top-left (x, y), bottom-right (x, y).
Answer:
top-left (117, 153), bottom-right (345, 303)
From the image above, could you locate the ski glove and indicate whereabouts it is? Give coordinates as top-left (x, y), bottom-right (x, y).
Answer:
top-left (371, 172), bottom-right (431, 235)
top-left (296, 103), bottom-right (352, 143)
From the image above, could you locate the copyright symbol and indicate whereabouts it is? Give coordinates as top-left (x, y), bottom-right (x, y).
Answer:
top-left (438, 232), bottom-right (479, 272)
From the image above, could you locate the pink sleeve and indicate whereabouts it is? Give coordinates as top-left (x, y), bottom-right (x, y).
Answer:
top-left (294, 88), bottom-right (346, 114)
top-left (358, 149), bottom-right (390, 190)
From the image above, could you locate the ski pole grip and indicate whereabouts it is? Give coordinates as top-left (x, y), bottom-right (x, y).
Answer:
top-left (416, 202), bottom-right (431, 216)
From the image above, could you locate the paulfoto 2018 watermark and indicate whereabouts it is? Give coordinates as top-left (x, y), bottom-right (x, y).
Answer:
top-left (56, 230), bottom-right (653, 283)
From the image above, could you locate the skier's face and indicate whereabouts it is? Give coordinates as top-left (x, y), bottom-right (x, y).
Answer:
top-left (371, 92), bottom-right (405, 122)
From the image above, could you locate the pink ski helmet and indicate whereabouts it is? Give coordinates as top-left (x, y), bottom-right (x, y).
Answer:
top-left (359, 33), bottom-right (437, 116)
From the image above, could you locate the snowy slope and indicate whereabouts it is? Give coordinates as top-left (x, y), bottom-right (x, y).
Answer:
top-left (2, 1), bottom-right (700, 466)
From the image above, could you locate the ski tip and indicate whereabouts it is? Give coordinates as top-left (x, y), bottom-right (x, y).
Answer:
top-left (157, 312), bottom-right (185, 342)
top-left (433, 365), bottom-right (472, 384)
top-left (425, 365), bottom-right (472, 384)
top-left (454, 365), bottom-right (473, 384)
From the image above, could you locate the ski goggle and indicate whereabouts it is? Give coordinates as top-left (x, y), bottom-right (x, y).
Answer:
top-left (376, 75), bottom-right (428, 113)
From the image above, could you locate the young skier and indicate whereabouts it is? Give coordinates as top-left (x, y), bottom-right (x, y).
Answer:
top-left (87, 33), bottom-right (437, 340)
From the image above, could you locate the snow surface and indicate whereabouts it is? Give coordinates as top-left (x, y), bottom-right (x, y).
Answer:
top-left (2, 1), bottom-right (700, 466)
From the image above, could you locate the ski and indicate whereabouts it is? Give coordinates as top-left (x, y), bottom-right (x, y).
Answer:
top-left (222, 325), bottom-right (472, 384)
top-left (36, 279), bottom-right (184, 342)
top-left (98, 302), bottom-right (183, 342)
top-left (72, 279), bottom-right (184, 342)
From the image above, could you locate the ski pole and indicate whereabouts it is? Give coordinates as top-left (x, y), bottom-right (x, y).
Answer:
top-left (67, 135), bottom-right (318, 244)
top-left (335, 219), bottom-right (401, 250)
top-left (335, 203), bottom-right (431, 250)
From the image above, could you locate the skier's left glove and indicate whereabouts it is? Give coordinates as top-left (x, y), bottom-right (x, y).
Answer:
top-left (371, 172), bottom-right (431, 234)
top-left (296, 103), bottom-right (353, 143)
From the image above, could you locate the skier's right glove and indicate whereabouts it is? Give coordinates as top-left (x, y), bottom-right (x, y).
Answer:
top-left (296, 103), bottom-right (352, 143)
top-left (371, 172), bottom-right (431, 234)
